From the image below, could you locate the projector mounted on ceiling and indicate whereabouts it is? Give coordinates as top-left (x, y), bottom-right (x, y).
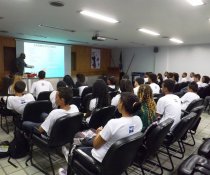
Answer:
top-left (92, 32), bottom-right (118, 41)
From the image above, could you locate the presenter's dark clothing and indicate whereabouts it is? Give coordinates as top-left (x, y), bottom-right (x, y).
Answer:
top-left (16, 57), bottom-right (28, 75)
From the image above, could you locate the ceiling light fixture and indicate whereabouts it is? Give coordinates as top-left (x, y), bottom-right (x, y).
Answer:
top-left (49, 1), bottom-right (64, 7)
top-left (39, 24), bottom-right (75, 32)
top-left (80, 10), bottom-right (119, 23)
top-left (169, 38), bottom-right (184, 44)
top-left (186, 0), bottom-right (204, 6)
top-left (138, 28), bottom-right (160, 36)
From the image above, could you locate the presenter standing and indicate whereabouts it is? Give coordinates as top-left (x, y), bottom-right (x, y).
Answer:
top-left (16, 53), bottom-right (34, 75)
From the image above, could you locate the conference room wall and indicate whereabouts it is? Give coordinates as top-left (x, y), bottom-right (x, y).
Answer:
top-left (112, 44), bottom-right (210, 77)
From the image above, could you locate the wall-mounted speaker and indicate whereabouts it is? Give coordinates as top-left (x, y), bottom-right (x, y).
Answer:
top-left (153, 47), bottom-right (159, 53)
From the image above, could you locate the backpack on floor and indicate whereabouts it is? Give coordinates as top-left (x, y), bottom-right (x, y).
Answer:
top-left (8, 129), bottom-right (30, 159)
top-left (0, 141), bottom-right (10, 158)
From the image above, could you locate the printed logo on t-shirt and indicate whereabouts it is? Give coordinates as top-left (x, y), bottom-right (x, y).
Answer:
top-left (129, 126), bottom-right (134, 133)
top-left (42, 83), bottom-right (45, 86)
top-left (20, 99), bottom-right (26, 104)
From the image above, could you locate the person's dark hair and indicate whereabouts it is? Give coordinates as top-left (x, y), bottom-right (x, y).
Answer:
top-left (120, 92), bottom-right (141, 114)
top-left (63, 75), bottom-right (75, 88)
top-left (190, 72), bottom-right (195, 78)
top-left (163, 79), bottom-right (175, 92)
top-left (75, 73), bottom-right (86, 87)
top-left (182, 72), bottom-right (187, 77)
top-left (157, 73), bottom-right (163, 82)
top-left (202, 76), bottom-right (210, 84)
top-left (122, 74), bottom-right (129, 80)
top-left (194, 74), bottom-right (201, 80)
top-left (92, 79), bottom-right (110, 108)
top-left (19, 53), bottom-right (25, 59)
top-left (173, 73), bottom-right (179, 83)
top-left (120, 79), bottom-right (133, 93)
top-left (56, 81), bottom-right (67, 89)
top-left (57, 87), bottom-right (73, 105)
top-left (38, 71), bottom-right (46, 79)
top-left (148, 73), bottom-right (157, 83)
top-left (14, 81), bottom-right (26, 93)
top-left (135, 77), bottom-right (144, 85)
top-left (188, 82), bottom-right (198, 93)
top-left (107, 76), bottom-right (117, 85)
top-left (167, 72), bottom-right (174, 79)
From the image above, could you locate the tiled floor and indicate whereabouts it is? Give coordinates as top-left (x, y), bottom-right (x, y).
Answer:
top-left (0, 112), bottom-right (210, 175)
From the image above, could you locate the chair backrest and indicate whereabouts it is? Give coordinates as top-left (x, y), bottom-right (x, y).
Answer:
top-left (102, 132), bottom-right (144, 175)
top-left (72, 88), bottom-right (79, 97)
top-left (37, 91), bottom-right (52, 101)
top-left (108, 91), bottom-right (118, 100)
top-left (49, 112), bottom-right (83, 147)
top-left (89, 106), bottom-right (116, 129)
top-left (23, 100), bottom-right (52, 123)
top-left (190, 105), bottom-right (205, 131)
top-left (165, 112), bottom-right (197, 145)
top-left (82, 93), bottom-right (93, 113)
top-left (135, 118), bottom-right (174, 164)
top-left (185, 98), bottom-right (204, 113)
top-left (81, 86), bottom-right (92, 99)
top-left (72, 96), bottom-right (81, 109)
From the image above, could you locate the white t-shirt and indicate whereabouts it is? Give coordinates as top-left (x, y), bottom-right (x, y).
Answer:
top-left (157, 94), bottom-right (181, 129)
top-left (41, 104), bottom-right (79, 136)
top-left (149, 83), bottom-right (160, 94)
top-left (91, 116), bottom-right (142, 162)
top-left (108, 85), bottom-right (115, 90)
top-left (49, 90), bottom-right (57, 109)
top-left (30, 79), bottom-right (54, 98)
top-left (111, 94), bottom-right (121, 106)
top-left (197, 82), bottom-right (202, 88)
top-left (144, 78), bottom-right (148, 83)
top-left (181, 92), bottom-right (200, 110)
top-left (7, 94), bottom-right (35, 114)
top-left (133, 86), bottom-right (139, 96)
top-left (78, 86), bottom-right (88, 96)
top-left (200, 83), bottom-right (208, 88)
top-left (180, 77), bottom-right (188, 83)
top-left (89, 98), bottom-right (97, 111)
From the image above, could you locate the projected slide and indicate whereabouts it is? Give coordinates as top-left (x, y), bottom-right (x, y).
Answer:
top-left (24, 42), bottom-right (64, 78)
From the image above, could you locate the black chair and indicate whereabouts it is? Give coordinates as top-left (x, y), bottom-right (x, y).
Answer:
top-left (72, 96), bottom-right (81, 110)
top-left (198, 138), bottom-right (210, 159)
top-left (182, 106), bottom-right (205, 146)
top-left (159, 112), bottom-right (197, 171)
top-left (88, 106), bottom-right (116, 129)
top-left (181, 98), bottom-right (204, 118)
top-left (81, 93), bottom-right (93, 113)
top-left (37, 91), bottom-right (52, 101)
top-left (178, 154), bottom-right (210, 175)
top-left (72, 88), bottom-right (79, 97)
top-left (69, 132), bottom-right (145, 175)
top-left (26, 112), bottom-right (83, 175)
top-left (81, 86), bottom-right (92, 99)
top-left (133, 118), bottom-right (174, 175)
top-left (14, 100), bottom-right (52, 130)
top-left (108, 91), bottom-right (118, 100)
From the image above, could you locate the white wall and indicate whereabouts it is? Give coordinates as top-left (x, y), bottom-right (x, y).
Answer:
top-left (112, 44), bottom-right (210, 77)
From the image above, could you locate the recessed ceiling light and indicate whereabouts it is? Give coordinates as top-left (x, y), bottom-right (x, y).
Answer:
top-left (169, 38), bottom-right (184, 44)
top-left (138, 28), bottom-right (160, 36)
top-left (80, 10), bottom-right (119, 23)
top-left (186, 0), bottom-right (204, 6)
top-left (0, 30), bottom-right (9, 33)
top-left (39, 24), bottom-right (75, 32)
top-left (49, 1), bottom-right (64, 7)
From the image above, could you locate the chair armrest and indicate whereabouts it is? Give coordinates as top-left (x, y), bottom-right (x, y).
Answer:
top-left (71, 148), bottom-right (101, 174)
top-left (193, 166), bottom-right (210, 175)
top-left (196, 162), bottom-right (210, 170)
top-left (181, 109), bottom-right (189, 115)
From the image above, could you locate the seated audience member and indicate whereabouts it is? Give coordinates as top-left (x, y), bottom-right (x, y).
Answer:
top-left (60, 92), bottom-right (143, 173)
top-left (144, 72), bottom-right (150, 83)
top-left (194, 74), bottom-right (202, 87)
top-left (189, 72), bottom-right (195, 82)
top-left (8, 74), bottom-right (23, 95)
top-left (30, 71), bottom-right (54, 98)
top-left (63, 75), bottom-right (75, 88)
top-left (156, 79), bottom-right (181, 129)
top-left (50, 81), bottom-right (67, 109)
top-left (180, 82), bottom-right (200, 110)
top-left (107, 76), bottom-right (117, 91)
top-left (167, 72), bottom-right (174, 80)
top-left (173, 72), bottom-right (179, 84)
top-left (23, 87), bottom-right (79, 136)
top-left (157, 73), bottom-right (163, 87)
top-left (111, 79), bottom-right (133, 106)
top-left (86, 79), bottom-right (110, 122)
top-left (148, 73), bottom-right (160, 94)
top-left (137, 84), bottom-right (157, 131)
top-left (180, 72), bottom-right (188, 82)
top-left (200, 75), bottom-right (210, 88)
top-left (164, 71), bottom-right (168, 80)
top-left (75, 73), bottom-right (88, 96)
top-left (7, 81), bottom-right (35, 115)
top-left (133, 77), bottom-right (144, 95)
